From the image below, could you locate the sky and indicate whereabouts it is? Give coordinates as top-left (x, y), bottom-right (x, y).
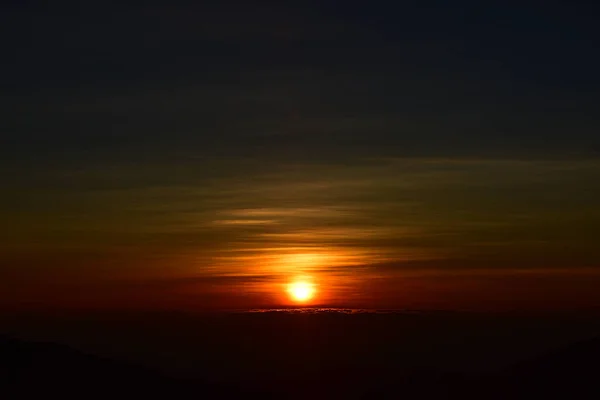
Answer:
top-left (1, 1), bottom-right (600, 311)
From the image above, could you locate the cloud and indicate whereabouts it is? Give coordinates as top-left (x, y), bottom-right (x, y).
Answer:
top-left (2, 157), bottom-right (600, 290)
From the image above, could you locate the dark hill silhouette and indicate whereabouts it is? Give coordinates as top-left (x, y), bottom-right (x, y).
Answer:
top-left (2, 333), bottom-right (599, 399)
top-left (0, 334), bottom-right (272, 399)
top-left (492, 336), bottom-right (600, 399)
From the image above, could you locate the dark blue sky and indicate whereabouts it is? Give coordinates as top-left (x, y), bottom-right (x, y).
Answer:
top-left (3, 1), bottom-right (599, 161)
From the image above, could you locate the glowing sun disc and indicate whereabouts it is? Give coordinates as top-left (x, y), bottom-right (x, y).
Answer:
top-left (287, 281), bottom-right (315, 302)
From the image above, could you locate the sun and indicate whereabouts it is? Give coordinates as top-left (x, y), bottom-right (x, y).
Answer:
top-left (287, 281), bottom-right (316, 303)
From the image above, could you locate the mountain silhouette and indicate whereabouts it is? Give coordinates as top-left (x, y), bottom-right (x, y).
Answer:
top-left (492, 336), bottom-right (600, 399)
top-left (0, 334), bottom-right (272, 399)
top-left (2, 333), bottom-right (599, 399)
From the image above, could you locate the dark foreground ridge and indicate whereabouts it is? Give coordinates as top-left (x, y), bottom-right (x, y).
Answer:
top-left (0, 334), bottom-right (270, 399)
top-left (1, 333), bottom-right (599, 399)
